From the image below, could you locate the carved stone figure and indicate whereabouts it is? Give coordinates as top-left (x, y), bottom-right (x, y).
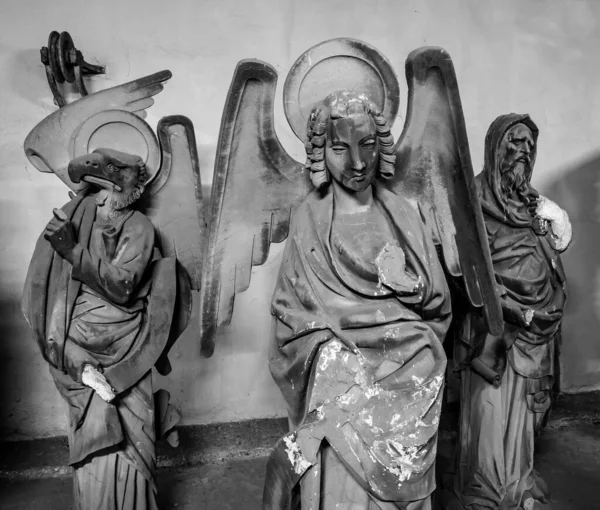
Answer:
top-left (22, 69), bottom-right (204, 509)
top-left (442, 114), bottom-right (571, 510)
top-left (199, 39), bottom-right (503, 509)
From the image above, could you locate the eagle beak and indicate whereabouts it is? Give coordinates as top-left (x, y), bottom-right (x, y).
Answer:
top-left (68, 154), bottom-right (123, 192)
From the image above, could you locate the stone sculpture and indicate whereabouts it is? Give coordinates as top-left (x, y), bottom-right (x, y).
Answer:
top-left (199, 38), bottom-right (503, 509)
top-left (22, 65), bottom-right (205, 509)
top-left (443, 114), bottom-right (571, 510)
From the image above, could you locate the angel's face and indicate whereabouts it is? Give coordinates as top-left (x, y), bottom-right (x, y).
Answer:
top-left (325, 113), bottom-right (379, 193)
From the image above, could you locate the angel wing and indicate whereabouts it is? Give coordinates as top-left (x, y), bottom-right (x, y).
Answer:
top-left (24, 70), bottom-right (172, 189)
top-left (198, 59), bottom-right (312, 357)
top-left (25, 67), bottom-right (204, 290)
top-left (142, 115), bottom-right (205, 290)
top-left (389, 47), bottom-right (502, 335)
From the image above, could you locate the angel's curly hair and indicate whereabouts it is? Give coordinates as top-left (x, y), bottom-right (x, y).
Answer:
top-left (304, 90), bottom-right (396, 189)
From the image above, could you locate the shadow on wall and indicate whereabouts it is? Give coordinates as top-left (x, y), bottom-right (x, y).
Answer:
top-left (0, 294), bottom-right (21, 437)
top-left (544, 151), bottom-right (600, 393)
top-left (0, 292), bottom-right (62, 440)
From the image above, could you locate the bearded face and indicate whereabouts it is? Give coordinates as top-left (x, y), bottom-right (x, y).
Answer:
top-left (498, 123), bottom-right (535, 197)
top-left (109, 175), bottom-right (145, 210)
top-left (68, 149), bottom-right (147, 213)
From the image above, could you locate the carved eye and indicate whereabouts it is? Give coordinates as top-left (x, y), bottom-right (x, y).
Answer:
top-left (362, 139), bottom-right (376, 149)
top-left (331, 146), bottom-right (347, 154)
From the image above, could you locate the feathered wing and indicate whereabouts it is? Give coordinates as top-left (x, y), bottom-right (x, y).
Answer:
top-left (199, 59), bottom-right (312, 357)
top-left (142, 115), bottom-right (205, 290)
top-left (24, 70), bottom-right (172, 187)
top-left (389, 47), bottom-right (502, 335)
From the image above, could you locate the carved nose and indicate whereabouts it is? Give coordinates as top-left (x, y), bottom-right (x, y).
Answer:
top-left (351, 153), bottom-right (365, 170)
top-left (349, 146), bottom-right (365, 170)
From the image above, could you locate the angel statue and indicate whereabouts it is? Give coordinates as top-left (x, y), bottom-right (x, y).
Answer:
top-left (199, 39), bottom-right (503, 509)
top-left (22, 70), bottom-right (205, 509)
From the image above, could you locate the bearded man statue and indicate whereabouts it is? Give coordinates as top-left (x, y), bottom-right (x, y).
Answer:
top-left (443, 114), bottom-right (572, 510)
top-left (22, 148), bottom-right (189, 510)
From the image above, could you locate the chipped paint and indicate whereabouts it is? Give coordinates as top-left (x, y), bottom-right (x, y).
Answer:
top-left (283, 434), bottom-right (312, 475)
top-left (364, 384), bottom-right (382, 398)
top-left (317, 340), bottom-right (342, 371)
top-left (316, 405), bottom-right (324, 420)
top-left (411, 375), bottom-right (425, 385)
top-left (536, 195), bottom-right (572, 251)
top-left (337, 391), bottom-right (358, 406)
top-left (375, 242), bottom-right (423, 296)
top-left (304, 334), bottom-right (445, 497)
top-left (524, 309), bottom-right (534, 326)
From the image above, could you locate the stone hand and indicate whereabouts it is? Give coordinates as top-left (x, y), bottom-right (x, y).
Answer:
top-left (43, 208), bottom-right (77, 262)
top-left (524, 189), bottom-right (539, 218)
top-left (81, 365), bottom-right (116, 403)
top-left (502, 302), bottom-right (534, 329)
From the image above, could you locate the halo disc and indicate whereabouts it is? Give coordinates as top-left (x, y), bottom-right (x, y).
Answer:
top-left (71, 109), bottom-right (161, 185)
top-left (283, 38), bottom-right (400, 141)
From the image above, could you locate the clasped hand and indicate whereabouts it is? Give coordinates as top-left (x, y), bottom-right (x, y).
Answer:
top-left (43, 208), bottom-right (77, 262)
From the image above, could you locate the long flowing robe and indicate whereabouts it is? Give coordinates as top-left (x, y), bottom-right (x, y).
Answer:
top-left (448, 114), bottom-right (567, 510)
top-left (269, 184), bottom-right (452, 509)
top-left (22, 194), bottom-right (188, 510)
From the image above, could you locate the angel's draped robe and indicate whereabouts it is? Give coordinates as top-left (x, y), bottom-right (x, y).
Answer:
top-left (22, 194), bottom-right (183, 510)
top-left (269, 184), bottom-right (452, 509)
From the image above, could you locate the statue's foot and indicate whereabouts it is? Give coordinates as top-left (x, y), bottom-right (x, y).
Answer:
top-left (529, 469), bottom-right (549, 503)
top-left (522, 490), bottom-right (552, 510)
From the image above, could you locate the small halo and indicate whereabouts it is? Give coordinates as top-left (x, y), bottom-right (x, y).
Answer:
top-left (71, 109), bottom-right (161, 189)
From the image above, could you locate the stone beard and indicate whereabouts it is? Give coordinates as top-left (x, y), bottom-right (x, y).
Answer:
top-left (500, 157), bottom-right (532, 197)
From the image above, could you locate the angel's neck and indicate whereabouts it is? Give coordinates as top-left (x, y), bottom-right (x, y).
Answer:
top-left (332, 181), bottom-right (374, 215)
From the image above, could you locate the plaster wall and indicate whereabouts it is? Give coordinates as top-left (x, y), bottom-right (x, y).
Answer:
top-left (1, 0), bottom-right (599, 439)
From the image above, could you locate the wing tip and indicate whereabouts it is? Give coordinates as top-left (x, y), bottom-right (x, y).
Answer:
top-left (405, 47), bottom-right (456, 82)
top-left (200, 336), bottom-right (216, 358)
top-left (233, 59), bottom-right (277, 83)
top-left (129, 70), bottom-right (172, 92)
top-left (199, 298), bottom-right (218, 358)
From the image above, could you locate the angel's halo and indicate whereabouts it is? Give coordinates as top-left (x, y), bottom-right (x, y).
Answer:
top-left (283, 38), bottom-right (401, 142)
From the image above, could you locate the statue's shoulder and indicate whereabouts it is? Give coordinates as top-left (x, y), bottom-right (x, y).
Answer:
top-left (303, 188), bottom-right (324, 206)
top-left (375, 184), bottom-right (420, 222)
top-left (126, 209), bottom-right (155, 238)
top-left (297, 188), bottom-right (329, 216)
